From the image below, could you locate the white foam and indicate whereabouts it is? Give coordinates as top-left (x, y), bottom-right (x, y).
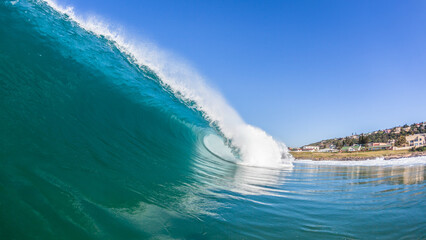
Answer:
top-left (297, 156), bottom-right (426, 166)
top-left (40, 0), bottom-right (292, 168)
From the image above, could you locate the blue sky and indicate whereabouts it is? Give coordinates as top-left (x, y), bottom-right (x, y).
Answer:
top-left (56, 0), bottom-right (426, 147)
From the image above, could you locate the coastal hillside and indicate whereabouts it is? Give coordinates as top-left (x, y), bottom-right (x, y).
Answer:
top-left (305, 121), bottom-right (426, 149)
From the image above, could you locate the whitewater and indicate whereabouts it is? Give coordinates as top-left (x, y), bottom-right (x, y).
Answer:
top-left (0, 1), bottom-right (425, 239)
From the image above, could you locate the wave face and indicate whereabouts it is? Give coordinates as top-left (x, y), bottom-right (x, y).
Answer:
top-left (2, 0), bottom-right (293, 169)
top-left (1, 1), bottom-right (425, 239)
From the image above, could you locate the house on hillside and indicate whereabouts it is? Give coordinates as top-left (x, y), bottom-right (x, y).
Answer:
top-left (302, 145), bottom-right (319, 152)
top-left (394, 127), bottom-right (401, 134)
top-left (403, 126), bottom-right (411, 132)
top-left (367, 143), bottom-right (392, 151)
top-left (406, 134), bottom-right (426, 147)
top-left (341, 145), bottom-right (362, 152)
top-left (387, 139), bottom-right (396, 145)
top-left (319, 148), bottom-right (338, 153)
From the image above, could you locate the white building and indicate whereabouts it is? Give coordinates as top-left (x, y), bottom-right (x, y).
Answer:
top-left (319, 148), bottom-right (338, 153)
top-left (406, 134), bottom-right (426, 147)
top-left (302, 145), bottom-right (320, 152)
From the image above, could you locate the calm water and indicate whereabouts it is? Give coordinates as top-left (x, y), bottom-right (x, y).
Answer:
top-left (1, 1), bottom-right (425, 239)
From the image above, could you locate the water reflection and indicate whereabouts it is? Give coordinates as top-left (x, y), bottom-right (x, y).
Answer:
top-left (191, 146), bottom-right (291, 196)
top-left (107, 156), bottom-right (426, 239)
top-left (227, 164), bottom-right (291, 195)
top-left (297, 162), bottom-right (425, 185)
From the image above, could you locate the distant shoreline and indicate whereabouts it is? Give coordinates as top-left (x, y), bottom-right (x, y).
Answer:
top-left (290, 150), bottom-right (426, 161)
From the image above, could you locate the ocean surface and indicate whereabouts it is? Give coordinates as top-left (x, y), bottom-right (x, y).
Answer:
top-left (1, 1), bottom-right (425, 239)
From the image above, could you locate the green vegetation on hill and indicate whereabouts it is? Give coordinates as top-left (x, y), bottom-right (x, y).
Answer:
top-left (308, 122), bottom-right (425, 149)
top-left (411, 146), bottom-right (426, 152)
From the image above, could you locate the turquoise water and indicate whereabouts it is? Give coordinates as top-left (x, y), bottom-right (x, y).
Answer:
top-left (1, 1), bottom-right (425, 239)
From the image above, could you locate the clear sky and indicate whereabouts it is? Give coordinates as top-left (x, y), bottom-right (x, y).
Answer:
top-left (55, 0), bottom-right (426, 147)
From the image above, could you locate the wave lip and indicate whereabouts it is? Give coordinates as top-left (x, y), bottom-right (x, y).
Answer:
top-left (40, 0), bottom-right (292, 167)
